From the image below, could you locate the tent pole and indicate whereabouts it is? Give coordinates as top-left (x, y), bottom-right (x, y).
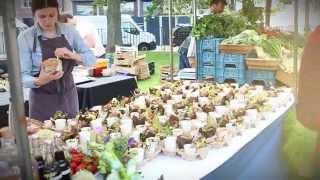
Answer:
top-left (2, 0), bottom-right (33, 179)
top-left (169, 0), bottom-right (174, 82)
top-left (294, 0), bottom-right (299, 97)
top-left (193, 0), bottom-right (197, 80)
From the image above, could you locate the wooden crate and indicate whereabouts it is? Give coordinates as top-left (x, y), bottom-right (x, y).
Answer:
top-left (136, 59), bottom-right (150, 80)
top-left (276, 69), bottom-right (296, 87)
top-left (160, 65), bottom-right (177, 81)
top-left (115, 54), bottom-right (146, 67)
top-left (112, 64), bottom-right (139, 75)
top-left (114, 46), bottom-right (139, 66)
top-left (246, 58), bottom-right (279, 71)
top-left (219, 44), bottom-right (254, 54)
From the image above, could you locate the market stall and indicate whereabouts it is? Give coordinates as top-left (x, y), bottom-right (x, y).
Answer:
top-left (0, 0), bottom-right (301, 179)
top-left (1, 80), bottom-right (294, 179)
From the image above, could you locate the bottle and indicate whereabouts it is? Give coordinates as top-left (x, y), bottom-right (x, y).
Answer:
top-left (43, 140), bottom-right (61, 180)
top-left (54, 151), bottom-right (71, 180)
top-left (54, 134), bottom-right (71, 180)
top-left (31, 135), bottom-right (44, 180)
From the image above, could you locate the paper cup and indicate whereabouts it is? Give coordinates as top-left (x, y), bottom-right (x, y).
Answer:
top-left (172, 128), bottom-right (183, 137)
top-left (164, 136), bottom-right (177, 153)
top-left (79, 131), bottom-right (90, 146)
top-left (106, 117), bottom-right (119, 127)
top-left (198, 97), bottom-right (209, 106)
top-left (215, 106), bottom-right (228, 115)
top-left (90, 118), bottom-right (103, 130)
top-left (158, 116), bottom-right (168, 124)
top-left (120, 123), bottom-right (133, 136)
top-left (180, 120), bottom-right (192, 134)
top-left (184, 144), bottom-right (196, 157)
top-left (55, 119), bottom-right (66, 131)
top-left (196, 112), bottom-right (208, 122)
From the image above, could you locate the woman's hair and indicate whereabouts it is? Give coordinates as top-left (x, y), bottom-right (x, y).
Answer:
top-left (209, 0), bottom-right (227, 6)
top-left (59, 13), bottom-right (73, 23)
top-left (31, 0), bottom-right (59, 15)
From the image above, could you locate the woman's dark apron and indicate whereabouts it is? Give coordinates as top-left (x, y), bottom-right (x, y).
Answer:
top-left (29, 34), bottom-right (79, 121)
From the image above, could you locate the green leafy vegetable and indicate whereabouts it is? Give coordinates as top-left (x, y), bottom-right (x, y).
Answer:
top-left (192, 12), bottom-right (248, 38)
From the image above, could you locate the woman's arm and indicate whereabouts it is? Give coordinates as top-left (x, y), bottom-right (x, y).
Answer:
top-left (70, 27), bottom-right (96, 67)
top-left (17, 32), bottom-right (38, 88)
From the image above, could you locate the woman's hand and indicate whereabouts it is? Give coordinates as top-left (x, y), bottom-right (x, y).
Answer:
top-left (34, 64), bottom-right (64, 87)
top-left (55, 47), bottom-right (82, 62)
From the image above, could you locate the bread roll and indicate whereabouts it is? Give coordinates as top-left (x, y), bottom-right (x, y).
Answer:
top-left (43, 58), bottom-right (62, 73)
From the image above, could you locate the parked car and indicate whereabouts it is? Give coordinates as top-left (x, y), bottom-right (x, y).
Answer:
top-left (75, 15), bottom-right (157, 51)
top-left (172, 26), bottom-right (192, 47)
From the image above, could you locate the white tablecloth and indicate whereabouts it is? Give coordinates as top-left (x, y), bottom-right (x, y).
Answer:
top-left (141, 95), bottom-right (294, 180)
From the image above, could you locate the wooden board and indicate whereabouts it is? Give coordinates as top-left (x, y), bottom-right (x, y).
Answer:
top-left (219, 44), bottom-right (254, 54)
top-left (246, 58), bottom-right (279, 71)
top-left (276, 69), bottom-right (296, 87)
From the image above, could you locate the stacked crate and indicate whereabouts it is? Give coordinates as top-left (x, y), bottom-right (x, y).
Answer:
top-left (196, 38), bottom-right (224, 80)
top-left (246, 69), bottom-right (276, 87)
top-left (113, 46), bottom-right (150, 80)
top-left (216, 53), bottom-right (246, 85)
top-left (114, 46), bottom-right (138, 67)
top-left (245, 58), bottom-right (278, 87)
top-left (160, 65), bottom-right (178, 82)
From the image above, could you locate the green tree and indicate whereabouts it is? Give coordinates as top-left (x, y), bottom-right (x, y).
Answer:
top-left (239, 0), bottom-right (263, 29)
top-left (94, 0), bottom-right (122, 52)
top-left (147, 0), bottom-right (211, 16)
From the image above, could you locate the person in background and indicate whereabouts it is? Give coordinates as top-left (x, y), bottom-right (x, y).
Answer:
top-left (297, 26), bottom-right (320, 178)
top-left (210, 0), bottom-right (227, 14)
top-left (178, 35), bottom-right (192, 69)
top-left (17, 0), bottom-right (95, 121)
top-left (178, 0), bottom-right (227, 70)
top-left (59, 13), bottom-right (106, 58)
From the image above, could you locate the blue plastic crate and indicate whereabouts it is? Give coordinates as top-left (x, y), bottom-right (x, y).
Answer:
top-left (197, 65), bottom-right (216, 79)
top-left (224, 76), bottom-right (246, 85)
top-left (215, 54), bottom-right (224, 69)
top-left (215, 67), bottom-right (224, 77)
top-left (215, 75), bottom-right (246, 85)
top-left (199, 51), bottom-right (216, 66)
top-left (246, 69), bottom-right (276, 87)
top-left (220, 53), bottom-right (246, 69)
top-left (197, 38), bottom-right (224, 53)
top-left (215, 76), bottom-right (224, 83)
top-left (224, 67), bottom-right (245, 78)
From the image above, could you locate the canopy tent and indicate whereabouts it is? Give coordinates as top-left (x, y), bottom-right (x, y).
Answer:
top-left (0, 1), bottom-right (33, 179)
top-left (0, 0), bottom-right (300, 179)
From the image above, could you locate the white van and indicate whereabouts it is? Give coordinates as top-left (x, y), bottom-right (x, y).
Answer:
top-left (0, 18), bottom-right (28, 60)
top-left (75, 15), bottom-right (157, 51)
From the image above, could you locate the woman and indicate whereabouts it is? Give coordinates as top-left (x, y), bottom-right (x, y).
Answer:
top-left (297, 26), bottom-right (320, 177)
top-left (17, 0), bottom-right (95, 121)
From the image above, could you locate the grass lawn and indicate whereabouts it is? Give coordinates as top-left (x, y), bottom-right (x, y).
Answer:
top-left (283, 109), bottom-right (317, 176)
top-left (136, 51), bottom-right (318, 177)
top-left (137, 51), bottom-right (178, 91)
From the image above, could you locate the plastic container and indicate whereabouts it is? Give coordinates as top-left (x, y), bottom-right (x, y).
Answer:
top-left (197, 65), bottom-right (215, 80)
top-left (197, 38), bottom-right (224, 53)
top-left (220, 53), bottom-right (246, 69)
top-left (246, 69), bottom-right (276, 87)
